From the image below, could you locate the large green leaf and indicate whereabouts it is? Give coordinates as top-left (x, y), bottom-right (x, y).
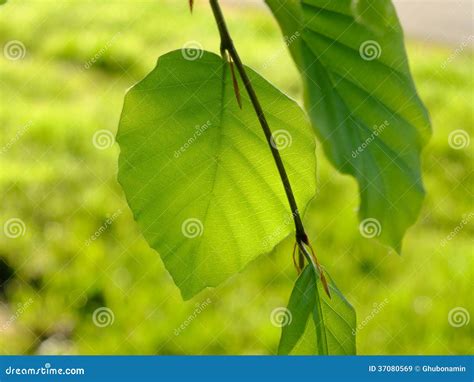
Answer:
top-left (278, 265), bottom-right (356, 355)
top-left (117, 50), bottom-right (316, 299)
top-left (265, 0), bottom-right (431, 252)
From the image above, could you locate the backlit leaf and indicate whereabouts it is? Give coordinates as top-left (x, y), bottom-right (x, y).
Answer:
top-left (265, 0), bottom-right (431, 252)
top-left (117, 50), bottom-right (316, 299)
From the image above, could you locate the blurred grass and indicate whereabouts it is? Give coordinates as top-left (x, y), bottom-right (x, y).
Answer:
top-left (0, 0), bottom-right (472, 355)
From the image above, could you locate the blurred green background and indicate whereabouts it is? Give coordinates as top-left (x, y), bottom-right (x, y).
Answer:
top-left (0, 0), bottom-right (472, 355)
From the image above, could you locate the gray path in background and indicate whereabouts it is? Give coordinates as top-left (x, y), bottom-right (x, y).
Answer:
top-left (394, 0), bottom-right (472, 46)
top-left (224, 0), bottom-right (473, 46)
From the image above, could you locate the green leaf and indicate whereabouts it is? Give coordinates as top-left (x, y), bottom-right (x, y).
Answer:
top-left (117, 50), bottom-right (316, 299)
top-left (265, 0), bottom-right (431, 252)
top-left (278, 265), bottom-right (356, 355)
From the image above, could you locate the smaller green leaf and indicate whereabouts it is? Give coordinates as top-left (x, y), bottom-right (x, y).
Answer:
top-left (278, 265), bottom-right (356, 355)
top-left (278, 263), bottom-right (318, 355)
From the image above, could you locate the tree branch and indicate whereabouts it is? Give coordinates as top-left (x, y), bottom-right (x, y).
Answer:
top-left (209, 0), bottom-right (308, 245)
